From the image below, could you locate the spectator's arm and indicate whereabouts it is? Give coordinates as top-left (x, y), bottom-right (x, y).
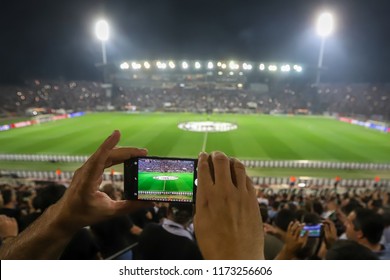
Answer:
top-left (0, 130), bottom-right (151, 259)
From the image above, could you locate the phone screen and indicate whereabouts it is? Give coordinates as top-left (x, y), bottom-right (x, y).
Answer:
top-left (301, 224), bottom-right (323, 238)
top-left (124, 156), bottom-right (197, 203)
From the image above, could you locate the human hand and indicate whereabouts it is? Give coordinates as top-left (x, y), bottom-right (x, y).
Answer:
top-left (51, 130), bottom-right (152, 233)
top-left (0, 215), bottom-right (18, 238)
top-left (277, 221), bottom-right (308, 259)
top-left (264, 223), bottom-right (278, 235)
top-left (323, 219), bottom-right (337, 249)
top-left (194, 152), bottom-right (264, 260)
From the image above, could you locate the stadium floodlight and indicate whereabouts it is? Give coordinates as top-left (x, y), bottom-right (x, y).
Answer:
top-left (95, 19), bottom-right (109, 64)
top-left (207, 61), bottom-right (214, 69)
top-left (218, 71), bottom-right (223, 75)
top-left (229, 61), bottom-right (239, 70)
top-left (195, 61), bottom-right (201, 69)
top-left (95, 20), bottom-right (109, 41)
top-left (317, 12), bottom-right (334, 37)
top-left (293, 65), bottom-right (303, 72)
top-left (182, 61), bottom-right (189, 69)
top-left (243, 63), bottom-right (253, 70)
top-left (144, 61), bottom-right (151, 69)
top-left (169, 61), bottom-right (176, 69)
top-left (229, 71), bottom-right (234, 76)
top-left (156, 61), bottom-right (167, 69)
top-left (281, 64), bottom-right (291, 72)
top-left (221, 63), bottom-right (227, 69)
top-left (120, 62), bottom-right (129, 70)
top-left (268, 65), bottom-right (277, 72)
top-left (259, 64), bottom-right (265, 71)
top-left (132, 62), bottom-right (141, 70)
top-left (316, 12), bottom-right (334, 84)
top-left (217, 61), bottom-right (222, 67)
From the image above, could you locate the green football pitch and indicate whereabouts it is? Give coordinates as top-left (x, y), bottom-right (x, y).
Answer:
top-left (0, 112), bottom-right (389, 161)
top-left (138, 172), bottom-right (194, 192)
top-left (0, 112), bottom-right (389, 179)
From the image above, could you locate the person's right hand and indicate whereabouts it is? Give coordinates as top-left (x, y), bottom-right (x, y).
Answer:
top-left (323, 219), bottom-right (337, 249)
top-left (277, 221), bottom-right (308, 259)
top-left (194, 152), bottom-right (264, 260)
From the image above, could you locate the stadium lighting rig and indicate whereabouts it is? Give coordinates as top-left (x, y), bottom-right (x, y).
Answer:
top-left (117, 59), bottom-right (304, 74)
top-left (95, 19), bottom-right (109, 64)
top-left (316, 12), bottom-right (334, 84)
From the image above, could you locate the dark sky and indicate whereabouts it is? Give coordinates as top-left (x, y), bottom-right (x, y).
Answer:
top-left (1, 0), bottom-right (390, 83)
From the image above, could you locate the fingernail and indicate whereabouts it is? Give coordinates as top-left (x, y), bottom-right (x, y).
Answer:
top-left (213, 151), bottom-right (226, 158)
top-left (198, 151), bottom-right (207, 157)
top-left (111, 130), bottom-right (119, 136)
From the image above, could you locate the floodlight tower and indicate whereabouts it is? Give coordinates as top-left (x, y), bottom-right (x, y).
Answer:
top-left (95, 19), bottom-right (113, 107)
top-left (95, 19), bottom-right (109, 64)
top-left (316, 12), bottom-right (334, 84)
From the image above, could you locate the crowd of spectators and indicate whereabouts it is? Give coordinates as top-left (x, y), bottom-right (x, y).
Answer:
top-left (1, 79), bottom-right (389, 121)
top-left (1, 179), bottom-right (389, 259)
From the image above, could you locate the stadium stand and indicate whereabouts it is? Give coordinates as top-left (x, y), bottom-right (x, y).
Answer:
top-left (1, 79), bottom-right (389, 121)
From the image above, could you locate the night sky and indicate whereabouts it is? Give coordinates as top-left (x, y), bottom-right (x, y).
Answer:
top-left (1, 0), bottom-right (390, 83)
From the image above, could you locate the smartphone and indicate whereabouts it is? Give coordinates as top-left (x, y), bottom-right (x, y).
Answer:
top-left (124, 156), bottom-right (198, 203)
top-left (301, 223), bottom-right (323, 238)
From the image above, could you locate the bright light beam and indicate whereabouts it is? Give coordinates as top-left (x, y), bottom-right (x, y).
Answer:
top-left (317, 12), bottom-right (334, 37)
top-left (95, 20), bottom-right (109, 41)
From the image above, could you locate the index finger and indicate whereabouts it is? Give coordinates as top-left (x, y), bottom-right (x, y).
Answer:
top-left (105, 147), bottom-right (148, 168)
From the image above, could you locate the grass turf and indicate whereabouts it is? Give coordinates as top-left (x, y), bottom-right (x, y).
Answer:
top-left (138, 172), bottom-right (194, 192)
top-left (0, 112), bottom-right (389, 163)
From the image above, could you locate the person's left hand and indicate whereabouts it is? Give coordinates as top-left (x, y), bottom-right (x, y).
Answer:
top-left (194, 152), bottom-right (264, 260)
top-left (51, 130), bottom-right (152, 233)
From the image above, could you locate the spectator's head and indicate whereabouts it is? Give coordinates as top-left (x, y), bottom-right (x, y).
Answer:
top-left (326, 240), bottom-right (379, 260)
top-left (274, 209), bottom-right (295, 232)
top-left (36, 184), bottom-right (66, 211)
top-left (2, 188), bottom-right (17, 207)
top-left (312, 200), bottom-right (323, 216)
top-left (342, 198), bottom-right (363, 215)
top-left (286, 202), bottom-right (298, 212)
top-left (0, 191), bottom-right (3, 207)
top-left (272, 201), bottom-right (280, 211)
top-left (368, 199), bottom-right (383, 213)
top-left (382, 210), bottom-right (390, 228)
top-left (259, 204), bottom-right (268, 224)
top-left (101, 184), bottom-right (121, 201)
top-left (168, 203), bottom-right (193, 226)
top-left (345, 208), bottom-right (385, 247)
